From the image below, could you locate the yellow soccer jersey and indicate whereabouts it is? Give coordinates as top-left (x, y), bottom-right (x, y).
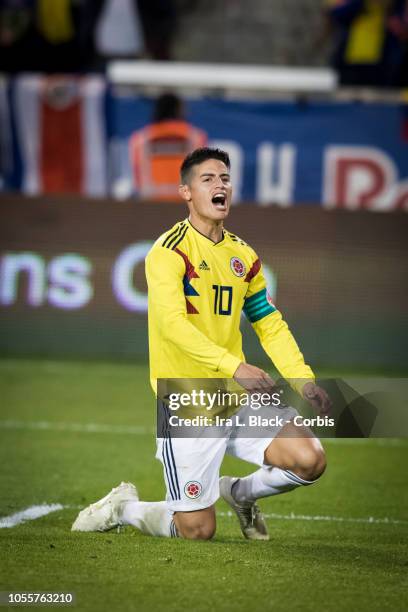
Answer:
top-left (145, 218), bottom-right (314, 394)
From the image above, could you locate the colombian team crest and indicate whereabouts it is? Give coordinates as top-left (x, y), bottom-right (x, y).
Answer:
top-left (230, 257), bottom-right (246, 277)
top-left (184, 481), bottom-right (202, 499)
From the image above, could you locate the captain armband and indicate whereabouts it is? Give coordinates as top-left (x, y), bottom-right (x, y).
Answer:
top-left (243, 288), bottom-right (276, 323)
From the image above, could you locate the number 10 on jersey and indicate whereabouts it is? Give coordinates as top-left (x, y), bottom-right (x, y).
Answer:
top-left (212, 285), bottom-right (233, 315)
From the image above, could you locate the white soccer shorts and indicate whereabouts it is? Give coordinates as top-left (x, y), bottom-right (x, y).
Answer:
top-left (156, 401), bottom-right (298, 512)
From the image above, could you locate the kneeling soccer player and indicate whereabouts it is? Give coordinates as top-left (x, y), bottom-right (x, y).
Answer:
top-left (72, 147), bottom-right (331, 540)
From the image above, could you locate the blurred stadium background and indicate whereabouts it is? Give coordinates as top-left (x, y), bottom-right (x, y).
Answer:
top-left (1, 1), bottom-right (407, 610)
top-left (1, 0), bottom-right (407, 371)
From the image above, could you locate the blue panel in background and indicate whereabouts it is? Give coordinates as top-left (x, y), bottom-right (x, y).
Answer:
top-left (4, 75), bottom-right (407, 208)
top-left (107, 92), bottom-right (408, 207)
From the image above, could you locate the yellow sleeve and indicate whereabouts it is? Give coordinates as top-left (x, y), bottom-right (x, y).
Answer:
top-left (146, 246), bottom-right (241, 377)
top-left (243, 257), bottom-right (315, 394)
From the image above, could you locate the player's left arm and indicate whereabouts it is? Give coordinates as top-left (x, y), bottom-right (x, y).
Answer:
top-left (243, 255), bottom-right (331, 415)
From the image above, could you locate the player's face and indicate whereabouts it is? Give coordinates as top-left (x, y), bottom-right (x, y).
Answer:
top-left (179, 158), bottom-right (232, 222)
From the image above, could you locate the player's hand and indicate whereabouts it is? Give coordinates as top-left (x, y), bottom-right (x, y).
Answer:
top-left (233, 363), bottom-right (276, 393)
top-left (302, 382), bottom-right (332, 416)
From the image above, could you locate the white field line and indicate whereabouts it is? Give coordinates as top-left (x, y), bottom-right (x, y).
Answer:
top-left (0, 504), bottom-right (65, 528)
top-left (1, 504), bottom-right (405, 530)
top-left (0, 419), bottom-right (407, 446)
top-left (219, 511), bottom-right (408, 526)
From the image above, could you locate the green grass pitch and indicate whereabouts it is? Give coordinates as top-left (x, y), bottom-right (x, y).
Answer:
top-left (0, 359), bottom-right (407, 612)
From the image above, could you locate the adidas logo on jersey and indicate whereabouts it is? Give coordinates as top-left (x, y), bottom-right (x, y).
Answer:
top-left (199, 260), bottom-right (210, 271)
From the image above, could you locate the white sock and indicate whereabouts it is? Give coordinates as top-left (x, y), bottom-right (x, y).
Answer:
top-left (232, 467), bottom-right (316, 503)
top-left (120, 501), bottom-right (178, 538)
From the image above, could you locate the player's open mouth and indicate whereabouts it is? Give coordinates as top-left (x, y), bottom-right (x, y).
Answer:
top-left (211, 193), bottom-right (227, 208)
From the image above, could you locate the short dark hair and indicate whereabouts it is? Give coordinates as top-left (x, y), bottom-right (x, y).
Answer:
top-left (180, 147), bottom-right (230, 184)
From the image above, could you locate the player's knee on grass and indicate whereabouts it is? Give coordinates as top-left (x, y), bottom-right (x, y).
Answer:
top-left (174, 509), bottom-right (216, 540)
top-left (180, 523), bottom-right (216, 540)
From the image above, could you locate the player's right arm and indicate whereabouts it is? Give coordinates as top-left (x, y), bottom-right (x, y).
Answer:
top-left (233, 362), bottom-right (276, 393)
top-left (145, 245), bottom-right (241, 377)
